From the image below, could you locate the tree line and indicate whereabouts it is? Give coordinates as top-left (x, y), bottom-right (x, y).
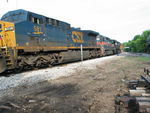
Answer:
top-left (123, 30), bottom-right (150, 53)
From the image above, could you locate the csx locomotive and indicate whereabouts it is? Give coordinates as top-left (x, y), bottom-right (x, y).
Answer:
top-left (0, 9), bottom-right (121, 73)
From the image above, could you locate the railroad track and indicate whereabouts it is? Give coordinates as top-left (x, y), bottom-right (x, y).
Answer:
top-left (115, 68), bottom-right (150, 113)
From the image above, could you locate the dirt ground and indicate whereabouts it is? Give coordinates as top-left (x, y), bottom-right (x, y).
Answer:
top-left (0, 55), bottom-right (150, 113)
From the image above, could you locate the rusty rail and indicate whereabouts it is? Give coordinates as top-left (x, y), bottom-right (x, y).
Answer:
top-left (141, 75), bottom-right (150, 85)
top-left (115, 68), bottom-right (150, 113)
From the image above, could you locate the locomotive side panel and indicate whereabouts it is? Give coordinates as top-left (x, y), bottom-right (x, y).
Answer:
top-left (96, 35), bottom-right (115, 55)
top-left (82, 30), bottom-right (98, 47)
top-left (15, 11), bottom-right (70, 52)
top-left (1, 10), bottom-right (71, 52)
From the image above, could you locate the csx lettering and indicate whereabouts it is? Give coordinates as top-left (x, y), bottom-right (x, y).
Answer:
top-left (72, 31), bottom-right (84, 43)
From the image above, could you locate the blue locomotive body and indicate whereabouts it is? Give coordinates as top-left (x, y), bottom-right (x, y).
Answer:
top-left (1, 9), bottom-right (98, 52)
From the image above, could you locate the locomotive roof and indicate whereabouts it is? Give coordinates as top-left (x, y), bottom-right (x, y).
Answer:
top-left (1, 9), bottom-right (70, 26)
top-left (82, 30), bottom-right (99, 36)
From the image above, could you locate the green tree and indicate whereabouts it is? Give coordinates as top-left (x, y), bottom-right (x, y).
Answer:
top-left (123, 30), bottom-right (150, 53)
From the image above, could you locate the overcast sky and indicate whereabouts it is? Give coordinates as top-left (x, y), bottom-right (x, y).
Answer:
top-left (1, 0), bottom-right (150, 43)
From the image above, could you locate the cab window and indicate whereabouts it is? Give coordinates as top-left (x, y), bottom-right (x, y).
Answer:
top-left (32, 17), bottom-right (40, 24)
top-left (46, 18), bottom-right (52, 25)
top-left (29, 14), bottom-right (42, 24)
top-left (52, 19), bottom-right (59, 26)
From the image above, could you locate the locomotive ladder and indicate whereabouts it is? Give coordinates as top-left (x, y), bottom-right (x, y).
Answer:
top-left (1, 47), bottom-right (15, 69)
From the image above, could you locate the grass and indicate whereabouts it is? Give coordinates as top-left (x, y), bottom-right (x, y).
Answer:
top-left (126, 56), bottom-right (150, 61)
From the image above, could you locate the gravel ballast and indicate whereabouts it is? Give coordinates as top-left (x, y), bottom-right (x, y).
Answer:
top-left (0, 55), bottom-right (117, 96)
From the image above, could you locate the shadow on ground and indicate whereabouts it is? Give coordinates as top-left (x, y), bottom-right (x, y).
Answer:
top-left (0, 82), bottom-right (88, 113)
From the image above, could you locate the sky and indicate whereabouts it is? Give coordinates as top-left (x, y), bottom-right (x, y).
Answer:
top-left (1, 0), bottom-right (150, 43)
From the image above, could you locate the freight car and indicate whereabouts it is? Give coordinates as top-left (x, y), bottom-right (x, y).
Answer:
top-left (0, 9), bottom-right (121, 73)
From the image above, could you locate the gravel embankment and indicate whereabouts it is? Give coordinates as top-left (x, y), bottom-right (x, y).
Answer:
top-left (0, 55), bottom-right (118, 97)
top-left (119, 52), bottom-right (150, 58)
